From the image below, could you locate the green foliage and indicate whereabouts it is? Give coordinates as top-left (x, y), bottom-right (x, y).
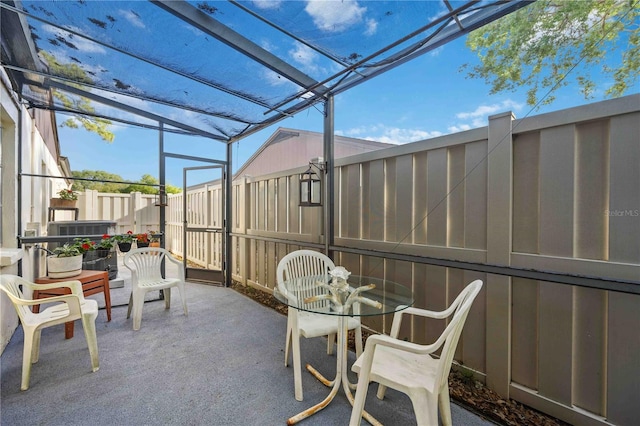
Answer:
top-left (121, 174), bottom-right (160, 194)
top-left (165, 183), bottom-right (181, 194)
top-left (40, 51), bottom-right (115, 142)
top-left (70, 170), bottom-right (182, 194)
top-left (52, 238), bottom-right (96, 257)
top-left (462, 0), bottom-right (640, 107)
top-left (57, 188), bottom-right (78, 200)
top-left (71, 170), bottom-right (127, 192)
top-left (120, 174), bottom-right (182, 194)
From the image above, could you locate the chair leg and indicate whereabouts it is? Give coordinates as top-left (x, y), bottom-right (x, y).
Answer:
top-left (31, 329), bottom-right (42, 363)
top-left (132, 290), bottom-right (145, 330)
top-left (178, 284), bottom-right (188, 316)
top-left (411, 393), bottom-right (438, 426)
top-left (376, 384), bottom-right (387, 400)
top-left (81, 313), bottom-right (100, 372)
top-left (349, 367), bottom-right (371, 425)
top-left (284, 319), bottom-right (292, 367)
top-left (327, 332), bottom-right (335, 355)
top-left (439, 385), bottom-right (453, 426)
top-left (21, 328), bottom-right (35, 391)
top-left (164, 288), bottom-right (171, 309)
top-left (292, 329), bottom-right (303, 401)
top-left (126, 292), bottom-right (133, 319)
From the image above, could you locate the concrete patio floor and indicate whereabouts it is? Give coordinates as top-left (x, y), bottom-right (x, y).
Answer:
top-left (1, 256), bottom-right (497, 425)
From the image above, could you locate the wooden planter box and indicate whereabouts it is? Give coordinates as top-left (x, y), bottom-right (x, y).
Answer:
top-left (50, 198), bottom-right (77, 208)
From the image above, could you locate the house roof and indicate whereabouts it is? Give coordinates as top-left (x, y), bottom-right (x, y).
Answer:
top-left (235, 127), bottom-right (394, 178)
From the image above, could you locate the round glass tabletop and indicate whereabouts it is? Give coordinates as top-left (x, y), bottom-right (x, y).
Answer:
top-left (274, 274), bottom-right (414, 317)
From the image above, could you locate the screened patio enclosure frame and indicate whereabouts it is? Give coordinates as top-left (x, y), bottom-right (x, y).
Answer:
top-left (2, 0), bottom-right (542, 287)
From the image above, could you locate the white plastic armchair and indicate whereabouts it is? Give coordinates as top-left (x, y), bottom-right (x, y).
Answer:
top-left (277, 249), bottom-right (363, 401)
top-left (123, 247), bottom-right (188, 330)
top-left (0, 274), bottom-right (100, 391)
top-left (349, 279), bottom-right (483, 426)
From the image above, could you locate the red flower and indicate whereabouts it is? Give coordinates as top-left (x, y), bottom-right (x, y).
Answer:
top-left (102, 234), bottom-right (110, 240)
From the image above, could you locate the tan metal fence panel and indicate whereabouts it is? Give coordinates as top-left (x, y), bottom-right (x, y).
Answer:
top-left (609, 113), bottom-right (640, 263)
top-left (93, 96), bottom-right (639, 426)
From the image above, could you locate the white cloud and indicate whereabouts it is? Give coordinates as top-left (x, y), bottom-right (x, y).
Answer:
top-left (456, 99), bottom-right (523, 120)
top-left (41, 24), bottom-right (106, 54)
top-left (305, 0), bottom-right (366, 33)
top-left (289, 42), bottom-right (318, 73)
top-left (364, 18), bottom-right (378, 36)
top-left (340, 124), bottom-right (442, 145)
top-left (119, 9), bottom-right (145, 29)
top-left (447, 124), bottom-right (472, 133)
top-left (261, 69), bottom-right (291, 87)
top-left (252, 0), bottom-right (283, 10)
top-left (448, 99), bottom-right (524, 132)
top-left (429, 46), bottom-right (444, 57)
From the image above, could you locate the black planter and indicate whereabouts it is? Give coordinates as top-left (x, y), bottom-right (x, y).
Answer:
top-left (96, 249), bottom-right (111, 258)
top-left (137, 242), bottom-right (150, 248)
top-left (118, 242), bottom-right (132, 252)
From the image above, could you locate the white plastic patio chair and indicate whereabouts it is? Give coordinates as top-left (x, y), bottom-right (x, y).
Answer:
top-left (349, 279), bottom-right (483, 426)
top-left (123, 247), bottom-right (188, 330)
top-left (0, 274), bottom-right (100, 391)
top-left (277, 249), bottom-right (363, 401)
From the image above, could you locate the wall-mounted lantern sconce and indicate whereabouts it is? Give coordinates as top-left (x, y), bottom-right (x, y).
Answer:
top-left (155, 186), bottom-right (168, 207)
top-left (299, 157), bottom-right (325, 207)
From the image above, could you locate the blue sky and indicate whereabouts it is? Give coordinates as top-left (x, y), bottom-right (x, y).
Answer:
top-left (57, 5), bottom-right (635, 188)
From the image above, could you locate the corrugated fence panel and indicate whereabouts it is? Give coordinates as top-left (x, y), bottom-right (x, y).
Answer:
top-left (575, 121), bottom-right (609, 261)
top-left (511, 278), bottom-right (538, 389)
top-left (413, 151), bottom-right (428, 245)
top-left (426, 148), bottom-right (447, 246)
top-left (384, 157), bottom-right (397, 242)
top-left (607, 292), bottom-right (640, 425)
top-left (464, 141), bottom-right (487, 250)
top-left (608, 112), bottom-right (640, 264)
top-left (460, 269), bottom-right (486, 373)
top-left (364, 160), bottom-right (385, 241)
top-left (539, 125), bottom-right (575, 257)
top-left (512, 132), bottom-right (539, 254)
top-left (90, 96), bottom-right (639, 426)
top-left (447, 146), bottom-right (465, 248)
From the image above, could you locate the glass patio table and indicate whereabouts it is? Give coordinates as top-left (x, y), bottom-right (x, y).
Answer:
top-left (275, 274), bottom-right (414, 425)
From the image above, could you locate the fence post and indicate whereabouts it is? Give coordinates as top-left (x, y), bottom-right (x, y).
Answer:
top-left (235, 176), bottom-right (251, 286)
top-left (485, 111), bottom-right (515, 397)
top-left (131, 192), bottom-right (143, 234)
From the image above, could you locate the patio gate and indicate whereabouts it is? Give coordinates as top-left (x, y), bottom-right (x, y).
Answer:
top-left (182, 163), bottom-right (226, 285)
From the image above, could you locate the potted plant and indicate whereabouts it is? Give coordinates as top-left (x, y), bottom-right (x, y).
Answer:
top-left (149, 231), bottom-right (161, 248)
top-left (115, 231), bottom-right (135, 252)
top-left (50, 188), bottom-right (79, 208)
top-left (47, 238), bottom-right (94, 278)
top-left (96, 234), bottom-right (115, 257)
top-left (74, 238), bottom-right (97, 258)
top-left (136, 232), bottom-right (150, 248)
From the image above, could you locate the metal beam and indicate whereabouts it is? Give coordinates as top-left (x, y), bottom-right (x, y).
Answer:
top-left (46, 79), bottom-right (227, 141)
top-left (4, 64), bottom-right (252, 125)
top-left (151, 1), bottom-right (327, 97)
top-left (324, 96), bottom-right (335, 257)
top-left (332, 0), bottom-right (534, 96)
top-left (0, 1), bottom-right (274, 111)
